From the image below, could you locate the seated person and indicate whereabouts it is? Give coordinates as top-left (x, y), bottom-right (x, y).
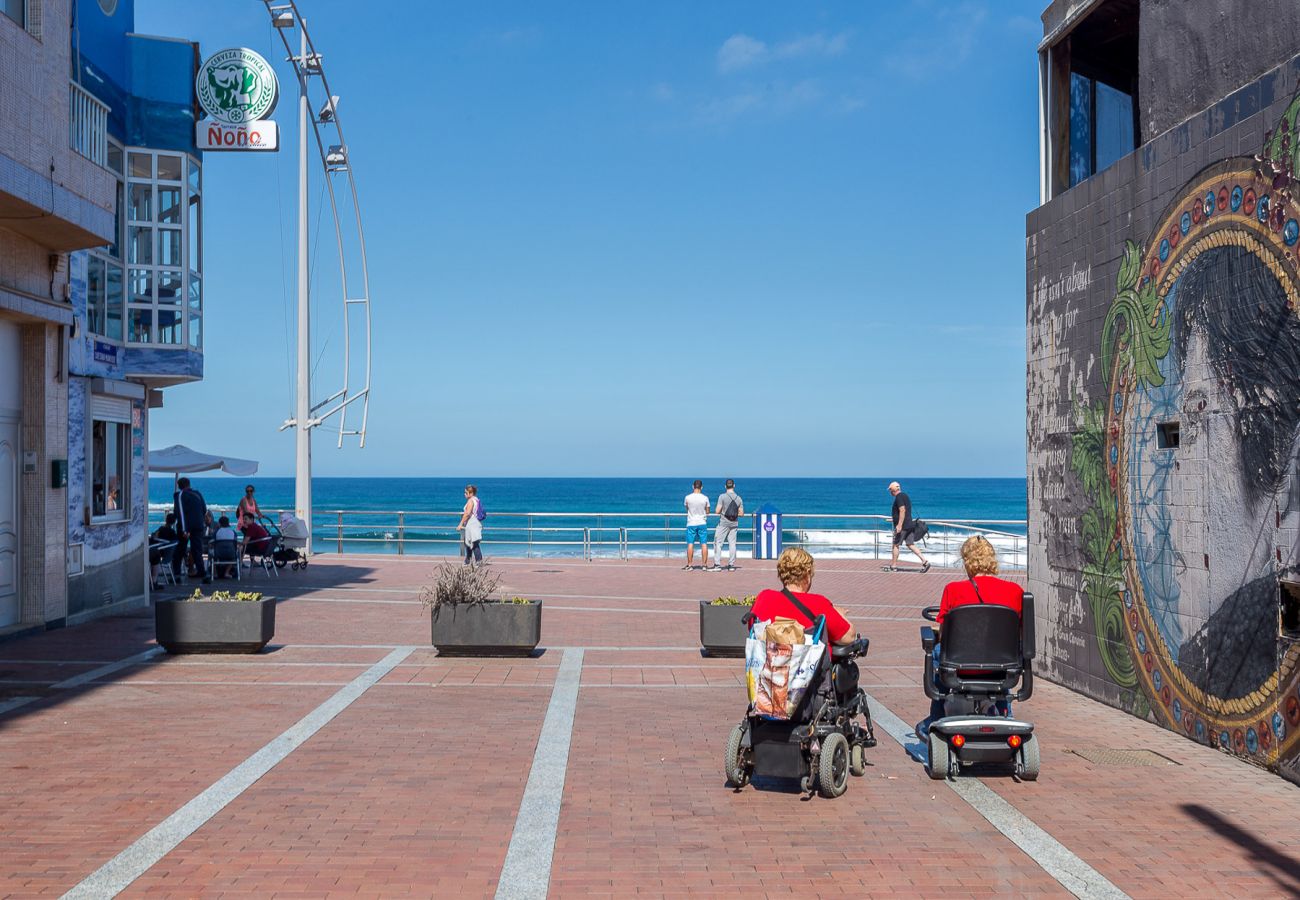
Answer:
top-left (240, 512), bottom-right (272, 558)
top-left (750, 548), bottom-right (858, 646)
top-left (916, 535), bottom-right (1024, 738)
top-left (150, 514), bottom-right (178, 563)
top-left (211, 515), bottom-right (240, 579)
top-left (204, 510), bottom-right (218, 542)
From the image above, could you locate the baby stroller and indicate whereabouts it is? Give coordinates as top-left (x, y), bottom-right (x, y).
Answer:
top-left (269, 513), bottom-right (310, 570)
top-left (725, 611), bottom-right (876, 798)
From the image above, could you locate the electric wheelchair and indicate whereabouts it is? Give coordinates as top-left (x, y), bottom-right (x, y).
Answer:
top-left (724, 631), bottom-right (877, 798)
top-left (919, 592), bottom-right (1039, 780)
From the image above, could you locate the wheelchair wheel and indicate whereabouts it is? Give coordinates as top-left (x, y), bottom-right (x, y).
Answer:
top-left (926, 732), bottom-right (950, 780)
top-left (724, 723), bottom-right (750, 788)
top-left (817, 732), bottom-right (850, 798)
top-left (1016, 734), bottom-right (1041, 781)
top-left (849, 742), bottom-right (867, 777)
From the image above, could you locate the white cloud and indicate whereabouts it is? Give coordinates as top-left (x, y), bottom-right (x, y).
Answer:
top-left (717, 30), bottom-right (851, 73)
top-left (883, 3), bottom-right (987, 78)
top-left (717, 34), bottom-right (768, 73)
top-left (773, 32), bottom-right (850, 61)
top-left (694, 79), bottom-right (824, 126)
top-left (649, 82), bottom-right (675, 103)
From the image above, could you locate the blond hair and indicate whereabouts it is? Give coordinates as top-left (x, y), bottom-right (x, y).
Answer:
top-left (960, 536), bottom-right (999, 577)
top-left (776, 547), bottom-right (815, 587)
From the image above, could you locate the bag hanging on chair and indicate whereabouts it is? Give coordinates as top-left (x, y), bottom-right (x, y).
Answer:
top-left (744, 590), bottom-right (827, 720)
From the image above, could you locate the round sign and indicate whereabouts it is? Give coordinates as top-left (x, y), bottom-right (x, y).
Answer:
top-left (196, 48), bottom-right (279, 125)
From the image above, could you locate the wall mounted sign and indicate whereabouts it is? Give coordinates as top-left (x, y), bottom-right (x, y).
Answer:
top-left (195, 48), bottom-right (279, 151)
top-left (93, 340), bottom-right (119, 365)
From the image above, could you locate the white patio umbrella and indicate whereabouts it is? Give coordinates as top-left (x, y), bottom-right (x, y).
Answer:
top-left (148, 444), bottom-right (259, 477)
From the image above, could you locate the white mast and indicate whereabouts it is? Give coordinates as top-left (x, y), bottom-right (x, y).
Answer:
top-left (268, 1), bottom-right (374, 556)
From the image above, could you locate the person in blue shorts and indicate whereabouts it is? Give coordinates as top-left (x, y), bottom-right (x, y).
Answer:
top-left (683, 479), bottom-right (711, 570)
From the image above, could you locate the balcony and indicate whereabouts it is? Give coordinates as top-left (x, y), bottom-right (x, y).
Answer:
top-left (70, 81), bottom-right (109, 167)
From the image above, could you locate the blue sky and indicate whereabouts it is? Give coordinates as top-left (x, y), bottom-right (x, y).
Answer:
top-left (138, 0), bottom-right (1044, 478)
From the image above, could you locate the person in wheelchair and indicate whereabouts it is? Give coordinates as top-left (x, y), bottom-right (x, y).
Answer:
top-left (750, 548), bottom-right (860, 646)
top-left (915, 535), bottom-right (1023, 739)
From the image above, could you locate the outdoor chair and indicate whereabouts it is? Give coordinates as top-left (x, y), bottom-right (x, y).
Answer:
top-left (209, 538), bottom-right (241, 581)
top-left (149, 541), bottom-right (177, 589)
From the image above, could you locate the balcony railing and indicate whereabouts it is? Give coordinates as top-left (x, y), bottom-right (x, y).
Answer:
top-left (69, 81), bottom-right (109, 167)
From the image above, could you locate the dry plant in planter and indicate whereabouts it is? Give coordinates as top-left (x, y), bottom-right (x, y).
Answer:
top-left (419, 561), bottom-right (503, 612)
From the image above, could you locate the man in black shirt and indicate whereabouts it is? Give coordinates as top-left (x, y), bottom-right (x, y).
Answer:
top-left (172, 477), bottom-right (211, 584)
top-left (887, 481), bottom-right (930, 572)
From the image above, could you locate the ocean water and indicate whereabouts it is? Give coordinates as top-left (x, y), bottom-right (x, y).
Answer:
top-left (148, 476), bottom-right (1027, 563)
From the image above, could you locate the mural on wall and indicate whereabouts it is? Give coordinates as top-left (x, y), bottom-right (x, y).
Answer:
top-left (1072, 89), bottom-right (1300, 771)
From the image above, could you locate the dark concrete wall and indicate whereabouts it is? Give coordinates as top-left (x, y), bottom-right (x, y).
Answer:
top-left (1139, 0), bottom-right (1300, 137)
top-left (1027, 48), bottom-right (1300, 784)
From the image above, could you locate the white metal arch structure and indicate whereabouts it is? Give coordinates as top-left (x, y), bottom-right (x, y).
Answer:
top-left (264, 1), bottom-right (373, 550)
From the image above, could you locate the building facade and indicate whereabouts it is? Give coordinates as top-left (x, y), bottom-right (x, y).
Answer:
top-left (0, 0), bottom-right (203, 634)
top-left (1027, 0), bottom-right (1300, 783)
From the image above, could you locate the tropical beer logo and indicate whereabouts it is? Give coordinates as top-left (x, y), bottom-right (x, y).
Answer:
top-left (196, 48), bottom-right (279, 125)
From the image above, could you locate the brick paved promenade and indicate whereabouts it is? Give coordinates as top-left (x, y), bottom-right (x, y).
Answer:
top-left (1, 556), bottom-right (1298, 897)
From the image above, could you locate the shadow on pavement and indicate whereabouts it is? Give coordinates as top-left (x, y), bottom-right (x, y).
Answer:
top-left (1181, 803), bottom-right (1300, 895)
top-left (0, 562), bottom-right (379, 733)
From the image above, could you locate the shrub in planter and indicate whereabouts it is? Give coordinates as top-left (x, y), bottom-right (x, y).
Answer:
top-left (421, 563), bottom-right (541, 656)
top-left (700, 594), bottom-right (755, 657)
top-left (156, 590), bottom-right (275, 654)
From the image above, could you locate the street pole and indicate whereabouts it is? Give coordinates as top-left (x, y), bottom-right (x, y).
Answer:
top-left (294, 20), bottom-right (312, 554)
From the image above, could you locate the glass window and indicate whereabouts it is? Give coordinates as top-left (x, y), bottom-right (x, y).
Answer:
top-left (157, 308), bottom-right (183, 344)
top-left (158, 228), bottom-right (182, 267)
top-left (156, 154), bottom-right (182, 181)
top-left (1, 0), bottom-right (23, 26)
top-left (128, 307), bottom-right (154, 343)
top-left (188, 313), bottom-right (202, 349)
top-left (1096, 81), bottom-right (1135, 176)
top-left (157, 185), bottom-right (181, 224)
top-left (110, 182), bottom-right (124, 259)
top-left (128, 183), bottom-right (152, 222)
top-left (129, 152), bottom-right (152, 178)
top-left (128, 226), bottom-right (152, 265)
top-left (87, 257), bottom-right (106, 336)
top-left (107, 142), bottom-right (125, 176)
top-left (91, 419), bottom-right (130, 520)
top-left (157, 270), bottom-right (182, 305)
top-left (1069, 70), bottom-right (1135, 188)
top-left (123, 149), bottom-right (201, 348)
top-left (128, 268), bottom-right (152, 303)
top-left (106, 263), bottom-right (123, 341)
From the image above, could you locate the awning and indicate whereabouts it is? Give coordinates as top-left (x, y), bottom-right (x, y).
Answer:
top-left (148, 444), bottom-right (259, 477)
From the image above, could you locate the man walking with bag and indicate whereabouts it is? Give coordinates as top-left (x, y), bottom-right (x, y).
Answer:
top-left (887, 481), bottom-right (930, 572)
top-left (711, 479), bottom-right (744, 570)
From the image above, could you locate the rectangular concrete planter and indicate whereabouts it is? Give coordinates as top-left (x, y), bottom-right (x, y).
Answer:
top-left (431, 600), bottom-right (542, 656)
top-left (155, 597), bottom-right (275, 654)
top-left (700, 601), bottom-right (753, 657)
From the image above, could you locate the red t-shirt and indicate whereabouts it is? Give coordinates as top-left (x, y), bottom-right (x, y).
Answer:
top-left (242, 521), bottom-right (271, 552)
top-left (937, 575), bottom-right (1023, 627)
top-left (751, 589), bottom-right (852, 643)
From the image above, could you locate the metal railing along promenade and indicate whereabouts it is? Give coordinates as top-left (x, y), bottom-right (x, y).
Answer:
top-left (152, 508), bottom-right (1028, 569)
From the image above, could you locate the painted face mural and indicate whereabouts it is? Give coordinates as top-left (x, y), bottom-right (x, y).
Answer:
top-left (1073, 91), bottom-right (1300, 770)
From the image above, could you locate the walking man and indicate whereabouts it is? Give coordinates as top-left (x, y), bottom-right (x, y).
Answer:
top-left (172, 477), bottom-right (211, 583)
top-left (711, 479), bottom-right (744, 570)
top-left (887, 481), bottom-right (930, 572)
top-left (683, 480), bottom-right (710, 570)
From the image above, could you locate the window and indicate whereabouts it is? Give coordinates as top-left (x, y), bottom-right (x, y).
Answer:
top-left (2, 0), bottom-right (23, 28)
top-left (1041, 0), bottom-right (1139, 199)
top-left (1156, 421), bottom-right (1180, 450)
top-left (1069, 70), bottom-right (1136, 188)
top-left (123, 149), bottom-right (202, 348)
top-left (88, 139), bottom-right (125, 342)
top-left (90, 398), bottom-right (131, 521)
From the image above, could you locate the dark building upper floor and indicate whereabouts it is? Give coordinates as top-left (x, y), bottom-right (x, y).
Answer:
top-left (1037, 0), bottom-right (1300, 205)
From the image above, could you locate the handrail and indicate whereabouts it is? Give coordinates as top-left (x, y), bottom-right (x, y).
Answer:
top-left (148, 505), bottom-right (1027, 568)
top-left (69, 81), bottom-right (109, 167)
